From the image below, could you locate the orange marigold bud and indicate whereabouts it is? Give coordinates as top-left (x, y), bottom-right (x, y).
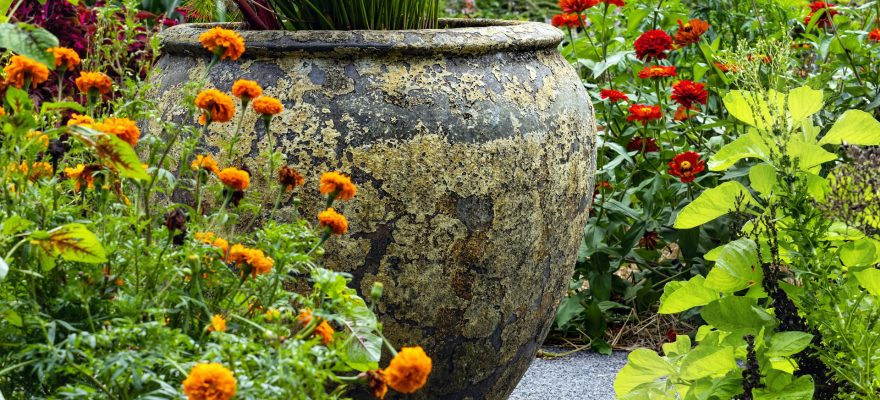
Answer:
top-left (182, 363), bottom-right (236, 400)
top-left (278, 165), bottom-right (304, 192)
top-left (48, 47), bottom-right (81, 71)
top-left (383, 346), bottom-right (432, 394)
top-left (315, 320), bottom-right (335, 345)
top-left (195, 89), bottom-right (236, 124)
top-left (94, 117), bottom-right (141, 147)
top-left (4, 55), bottom-right (50, 89)
top-left (199, 27), bottom-right (245, 60)
top-left (75, 71), bottom-right (113, 95)
top-left (217, 167), bottom-right (250, 190)
top-left (318, 207), bottom-right (348, 235)
top-left (191, 154), bottom-right (220, 174)
top-left (319, 171), bottom-right (357, 201)
top-left (367, 370), bottom-right (389, 399)
top-left (231, 79), bottom-right (262, 100)
top-left (209, 314), bottom-right (226, 332)
top-left (252, 96), bottom-right (283, 115)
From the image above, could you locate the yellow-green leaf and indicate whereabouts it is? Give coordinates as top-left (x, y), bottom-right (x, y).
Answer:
top-left (674, 181), bottom-right (757, 229)
top-left (69, 126), bottom-right (149, 181)
top-left (708, 131), bottom-right (772, 171)
top-left (787, 86), bottom-right (823, 123)
top-left (819, 110), bottom-right (880, 146)
top-left (32, 224), bottom-right (107, 263)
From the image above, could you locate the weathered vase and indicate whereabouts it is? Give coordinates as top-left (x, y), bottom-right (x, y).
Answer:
top-left (151, 19), bottom-right (595, 399)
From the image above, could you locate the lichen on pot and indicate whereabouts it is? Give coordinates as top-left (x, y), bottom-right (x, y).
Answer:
top-left (149, 19), bottom-right (596, 399)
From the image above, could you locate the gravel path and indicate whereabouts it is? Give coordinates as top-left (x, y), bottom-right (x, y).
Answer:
top-left (509, 348), bottom-right (629, 400)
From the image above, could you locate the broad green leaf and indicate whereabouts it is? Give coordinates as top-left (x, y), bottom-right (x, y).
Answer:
top-left (701, 296), bottom-right (777, 332)
top-left (723, 90), bottom-right (785, 131)
top-left (3, 310), bottom-right (21, 327)
top-left (659, 276), bottom-right (719, 314)
top-left (31, 223), bottom-right (107, 263)
top-left (749, 163), bottom-right (776, 197)
top-left (674, 181), bottom-right (757, 229)
top-left (769, 357), bottom-right (797, 374)
top-left (69, 126), bottom-right (149, 181)
top-left (840, 238), bottom-right (879, 267)
top-left (340, 300), bottom-right (382, 371)
top-left (555, 295), bottom-right (584, 327)
top-left (1, 214), bottom-right (33, 236)
top-left (0, 23), bottom-right (58, 66)
top-left (854, 269), bottom-right (880, 296)
top-left (767, 331), bottom-right (813, 357)
top-left (787, 86), bottom-right (823, 122)
top-left (705, 238), bottom-right (762, 293)
top-left (804, 173), bottom-right (829, 201)
top-left (661, 335), bottom-right (692, 357)
top-left (787, 138), bottom-right (837, 171)
top-left (614, 349), bottom-right (675, 396)
top-left (680, 344), bottom-right (737, 380)
top-left (708, 131), bottom-right (771, 171)
top-left (819, 110), bottom-right (880, 146)
top-left (0, 256), bottom-right (7, 282)
top-left (754, 375), bottom-right (814, 400)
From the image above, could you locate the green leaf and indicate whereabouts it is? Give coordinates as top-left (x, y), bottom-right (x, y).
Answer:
top-left (754, 375), bottom-right (814, 400)
top-left (340, 299), bottom-right (382, 371)
top-left (701, 296), bottom-right (777, 332)
top-left (705, 238), bottom-right (762, 293)
top-left (32, 223), bottom-right (107, 263)
top-left (767, 331), bottom-right (813, 357)
top-left (674, 181), bottom-right (757, 229)
top-left (708, 131), bottom-right (771, 171)
top-left (854, 269), bottom-right (880, 296)
top-left (5, 86), bottom-right (33, 114)
top-left (819, 110), bottom-right (880, 146)
top-left (0, 23), bottom-right (58, 66)
top-left (40, 101), bottom-right (86, 114)
top-left (680, 344), bottom-right (737, 380)
top-left (0, 256), bottom-right (7, 282)
top-left (661, 334), bottom-right (692, 357)
top-left (749, 163), bottom-right (776, 197)
top-left (1, 214), bottom-right (33, 236)
top-left (840, 238), bottom-right (879, 267)
top-left (555, 295), bottom-right (584, 327)
top-left (659, 276), bottom-right (719, 314)
top-left (787, 86), bottom-right (823, 122)
top-left (723, 90), bottom-right (785, 131)
top-left (68, 126), bottom-right (149, 181)
top-left (3, 309), bottom-right (21, 328)
top-left (614, 349), bottom-right (675, 396)
top-left (787, 138), bottom-right (837, 170)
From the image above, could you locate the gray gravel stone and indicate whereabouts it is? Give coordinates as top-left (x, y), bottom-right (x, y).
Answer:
top-left (509, 348), bottom-right (629, 399)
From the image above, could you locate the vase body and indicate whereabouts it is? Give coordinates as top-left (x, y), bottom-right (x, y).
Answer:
top-left (150, 19), bottom-right (596, 399)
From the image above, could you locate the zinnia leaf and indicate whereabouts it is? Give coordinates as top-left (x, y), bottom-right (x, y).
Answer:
top-left (0, 23), bottom-right (59, 67)
top-left (32, 223), bottom-right (107, 264)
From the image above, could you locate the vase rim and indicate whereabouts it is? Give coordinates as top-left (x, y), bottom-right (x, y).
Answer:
top-left (159, 19), bottom-right (563, 57)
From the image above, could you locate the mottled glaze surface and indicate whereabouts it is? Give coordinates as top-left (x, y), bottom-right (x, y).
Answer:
top-left (150, 20), bottom-right (596, 399)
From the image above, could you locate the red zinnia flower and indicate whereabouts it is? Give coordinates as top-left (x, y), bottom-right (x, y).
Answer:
top-left (626, 137), bottom-right (660, 153)
top-left (671, 80), bottom-right (708, 109)
top-left (804, 2), bottom-right (837, 28)
top-left (558, 0), bottom-right (598, 13)
top-left (638, 65), bottom-right (677, 79)
top-left (600, 89), bottom-right (628, 102)
top-left (870, 29), bottom-right (880, 42)
top-left (668, 151), bottom-right (705, 183)
top-left (627, 104), bottom-right (662, 126)
top-left (673, 19), bottom-right (710, 47)
top-left (551, 13), bottom-right (582, 28)
top-left (592, 180), bottom-right (612, 201)
top-left (600, 0), bottom-right (625, 6)
top-left (634, 30), bottom-right (673, 61)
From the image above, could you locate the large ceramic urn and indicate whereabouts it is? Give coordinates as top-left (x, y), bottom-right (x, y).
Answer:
top-left (151, 19), bottom-right (596, 399)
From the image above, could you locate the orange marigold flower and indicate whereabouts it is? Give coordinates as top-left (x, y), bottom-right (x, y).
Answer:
top-left (668, 151), bottom-right (705, 183)
top-left (627, 104), bottom-right (662, 126)
top-left (64, 164), bottom-right (98, 192)
top-left (28, 162), bottom-right (53, 181)
top-left (191, 154), bottom-right (220, 174)
top-left (315, 320), bottom-right (335, 345)
top-left (0, 107), bottom-right (5, 117)
top-left (199, 27), bottom-right (245, 60)
top-left (558, 0), bottom-right (598, 13)
top-left (265, 308), bottom-right (281, 322)
top-left (673, 19), bottom-right (709, 47)
top-left (182, 363), bottom-right (236, 400)
top-left (94, 117), bottom-right (141, 147)
top-left (75, 71), bottom-right (113, 95)
top-left (673, 106), bottom-right (693, 121)
top-left (252, 96), bottom-right (283, 116)
top-left (367, 370), bottom-right (388, 400)
top-left (48, 47), bottom-right (81, 71)
top-left (231, 79), bottom-right (262, 100)
top-left (194, 232), bottom-right (216, 244)
top-left (217, 167), bottom-right (250, 190)
top-left (318, 208), bottom-right (349, 235)
top-left (247, 249), bottom-right (274, 276)
top-left (634, 30), bottom-right (673, 61)
top-left (278, 165), bottom-right (304, 192)
top-left (870, 29), bottom-right (880, 42)
top-left (383, 346), bottom-right (432, 394)
top-left (67, 113), bottom-right (94, 127)
top-left (4, 55), bottom-right (50, 89)
top-left (671, 80), bottom-right (708, 109)
top-left (319, 171), bottom-right (357, 201)
top-left (27, 130), bottom-right (49, 150)
top-left (195, 89), bottom-right (236, 124)
top-left (209, 314), bottom-right (226, 332)
top-left (213, 238), bottom-right (229, 255)
top-left (638, 65), bottom-right (677, 79)
top-left (297, 309), bottom-right (313, 325)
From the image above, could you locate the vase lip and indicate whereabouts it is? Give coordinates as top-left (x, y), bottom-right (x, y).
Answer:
top-left (159, 18), bottom-right (563, 57)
